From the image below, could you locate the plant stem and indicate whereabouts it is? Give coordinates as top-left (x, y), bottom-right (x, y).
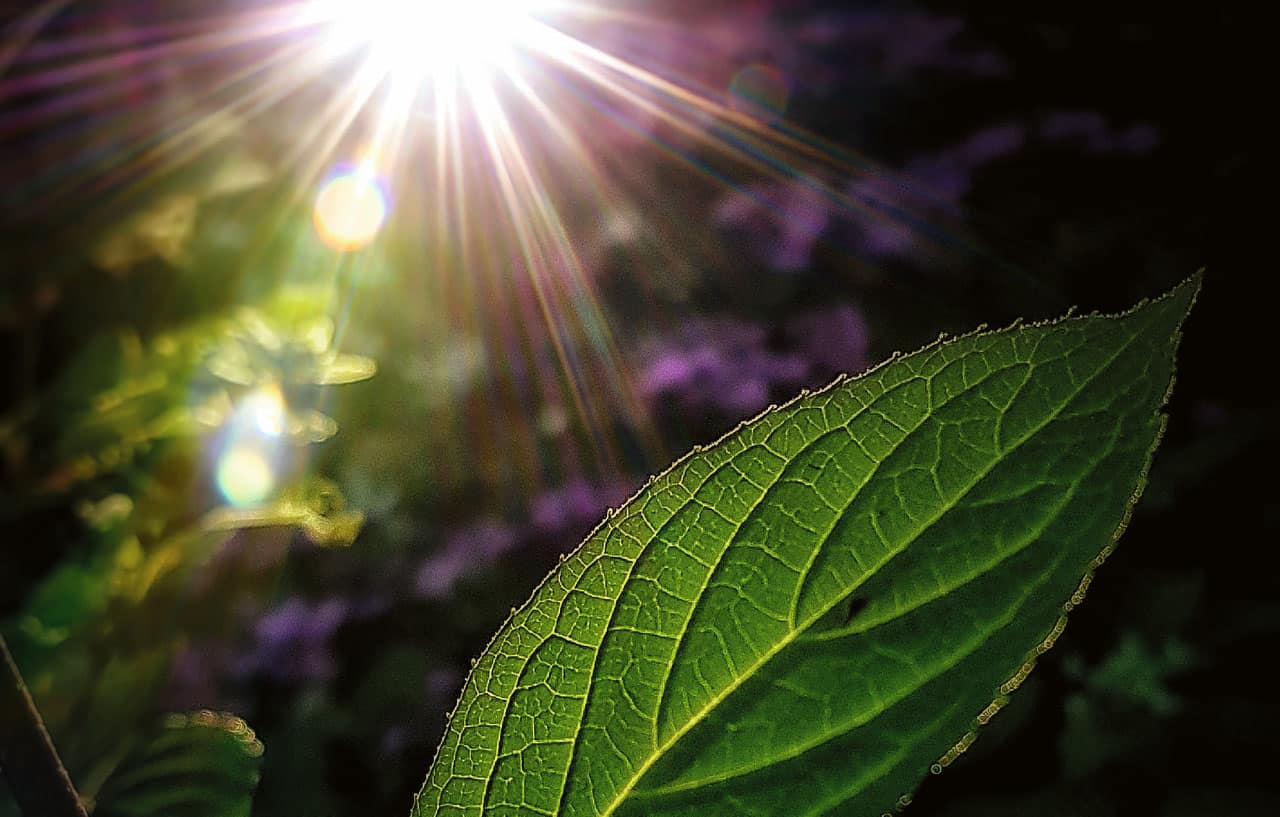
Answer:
top-left (0, 634), bottom-right (88, 817)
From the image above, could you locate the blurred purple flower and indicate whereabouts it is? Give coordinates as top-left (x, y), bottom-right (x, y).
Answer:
top-left (413, 481), bottom-right (639, 600)
top-left (639, 316), bottom-right (809, 416)
top-left (846, 123), bottom-right (1027, 262)
top-left (904, 123), bottom-right (1029, 202)
top-left (787, 303), bottom-right (872, 377)
top-left (415, 519), bottom-right (519, 599)
top-left (1040, 112), bottom-right (1161, 154)
top-left (715, 180), bottom-right (832, 272)
top-left (530, 478), bottom-right (634, 542)
top-left (843, 111), bottom-right (1159, 264)
top-left (624, 1), bottom-right (844, 85)
top-left (836, 12), bottom-right (1008, 77)
top-left (639, 302), bottom-right (870, 418)
top-left (236, 596), bottom-right (349, 683)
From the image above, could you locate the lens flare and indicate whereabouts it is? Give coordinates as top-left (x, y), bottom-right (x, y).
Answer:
top-left (215, 385), bottom-right (288, 506)
top-left (243, 384), bottom-right (288, 436)
top-left (216, 443), bottom-right (277, 506)
top-left (313, 165), bottom-right (390, 251)
top-left (2, 0), bottom-right (959, 487)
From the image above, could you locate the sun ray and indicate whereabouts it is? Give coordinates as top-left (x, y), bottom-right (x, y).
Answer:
top-left (1, 0), bottom-right (998, 490)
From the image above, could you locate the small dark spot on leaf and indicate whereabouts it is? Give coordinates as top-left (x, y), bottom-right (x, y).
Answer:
top-left (844, 597), bottom-right (869, 625)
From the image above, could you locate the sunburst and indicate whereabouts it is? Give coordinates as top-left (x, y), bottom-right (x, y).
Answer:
top-left (1, 0), bottom-right (903, 483)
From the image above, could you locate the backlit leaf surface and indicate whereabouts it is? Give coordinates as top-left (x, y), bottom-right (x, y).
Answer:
top-left (413, 278), bottom-right (1198, 817)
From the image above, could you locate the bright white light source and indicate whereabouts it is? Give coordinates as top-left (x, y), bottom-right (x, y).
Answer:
top-left (213, 385), bottom-right (289, 506)
top-left (310, 0), bottom-right (548, 80)
top-left (242, 384), bottom-right (287, 437)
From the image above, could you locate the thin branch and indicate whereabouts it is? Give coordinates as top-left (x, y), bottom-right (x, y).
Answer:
top-left (0, 634), bottom-right (88, 817)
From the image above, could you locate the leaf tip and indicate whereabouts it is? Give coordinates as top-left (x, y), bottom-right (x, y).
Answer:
top-left (1128, 270), bottom-right (1202, 342)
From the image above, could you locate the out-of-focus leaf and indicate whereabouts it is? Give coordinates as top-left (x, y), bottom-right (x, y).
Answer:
top-left (1058, 630), bottom-right (1196, 779)
top-left (92, 711), bottom-right (263, 817)
top-left (413, 277), bottom-right (1197, 817)
top-left (203, 154), bottom-right (273, 199)
top-left (1070, 631), bottom-right (1195, 715)
top-left (206, 311), bottom-right (373, 389)
top-left (200, 310), bottom-right (374, 445)
top-left (201, 477), bottom-right (365, 548)
top-left (309, 353), bottom-right (378, 386)
top-left (92, 195), bottom-right (199, 274)
top-left (287, 409), bottom-right (340, 444)
top-left (2, 288), bottom-right (374, 501)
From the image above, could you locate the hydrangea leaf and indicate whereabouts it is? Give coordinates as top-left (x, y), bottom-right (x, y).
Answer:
top-left (413, 277), bottom-right (1198, 817)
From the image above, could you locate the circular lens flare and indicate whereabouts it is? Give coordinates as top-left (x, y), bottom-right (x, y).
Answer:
top-left (314, 166), bottom-right (390, 251)
top-left (214, 385), bottom-right (290, 507)
top-left (216, 444), bottom-right (277, 507)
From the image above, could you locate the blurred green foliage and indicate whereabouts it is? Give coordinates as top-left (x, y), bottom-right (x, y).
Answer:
top-left (2, 266), bottom-right (372, 815)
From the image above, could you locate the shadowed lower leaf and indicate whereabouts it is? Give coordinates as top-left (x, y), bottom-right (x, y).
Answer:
top-left (93, 711), bottom-right (263, 817)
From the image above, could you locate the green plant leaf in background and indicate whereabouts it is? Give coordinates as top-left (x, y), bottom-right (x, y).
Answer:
top-left (92, 711), bottom-right (263, 817)
top-left (411, 276), bottom-right (1198, 817)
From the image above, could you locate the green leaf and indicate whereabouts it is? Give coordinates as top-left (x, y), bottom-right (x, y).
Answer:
top-left (93, 711), bottom-right (264, 817)
top-left (412, 277), bottom-right (1198, 817)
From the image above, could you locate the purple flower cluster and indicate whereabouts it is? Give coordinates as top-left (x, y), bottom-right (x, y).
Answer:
top-left (839, 114), bottom-right (1158, 263)
top-left (908, 123), bottom-right (1029, 200)
top-left (637, 303), bottom-right (871, 418)
top-left (712, 120), bottom-right (1033, 272)
top-left (529, 478), bottom-right (635, 542)
top-left (1040, 112), bottom-right (1161, 155)
top-left (714, 181), bottom-right (831, 273)
top-left (638, 316), bottom-right (808, 417)
top-left (235, 596), bottom-right (350, 684)
top-left (410, 297), bottom-right (869, 604)
top-left (414, 478), bottom-right (635, 600)
top-left (834, 11), bottom-right (1009, 78)
top-left (415, 519), bottom-right (519, 600)
top-left (573, 2), bottom-right (1007, 152)
top-left (785, 303), bottom-right (872, 379)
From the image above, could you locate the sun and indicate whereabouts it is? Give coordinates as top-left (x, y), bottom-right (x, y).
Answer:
top-left (308, 0), bottom-right (551, 81)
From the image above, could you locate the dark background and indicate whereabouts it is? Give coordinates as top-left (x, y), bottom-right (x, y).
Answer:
top-left (2, 2), bottom-right (1272, 816)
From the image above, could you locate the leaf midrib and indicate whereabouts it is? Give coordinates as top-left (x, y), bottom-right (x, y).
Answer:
top-left (635, 420), bottom-right (1123, 798)
top-left (651, 354), bottom-right (1036, 739)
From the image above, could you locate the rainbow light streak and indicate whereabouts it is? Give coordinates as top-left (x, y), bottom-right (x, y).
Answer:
top-left (729, 63), bottom-right (790, 122)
